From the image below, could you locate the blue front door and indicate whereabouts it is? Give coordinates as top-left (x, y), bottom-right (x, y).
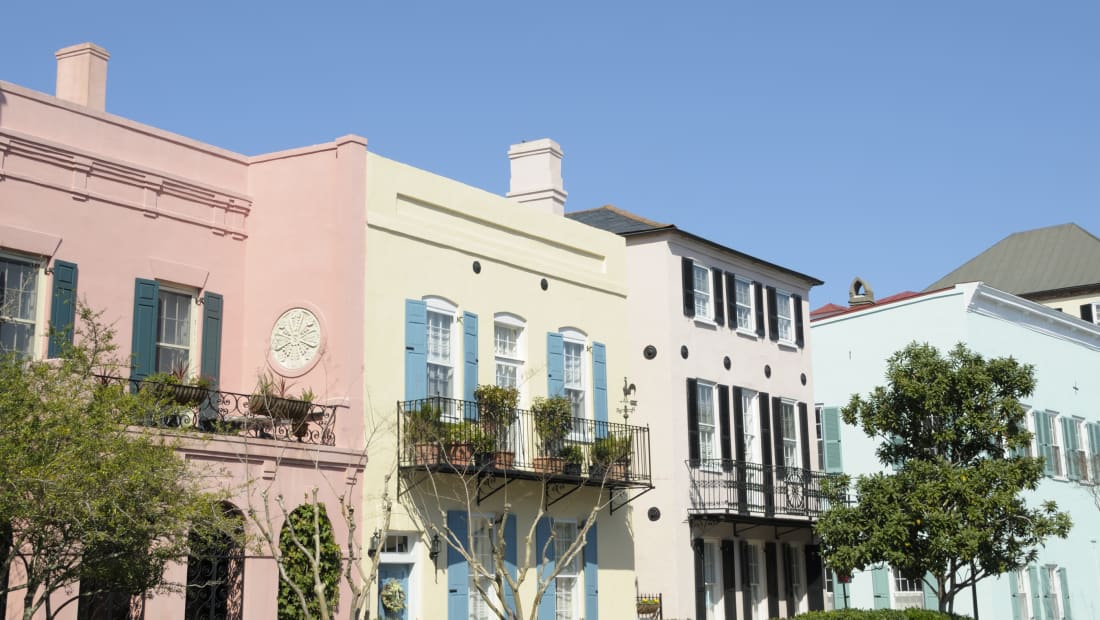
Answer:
top-left (379, 563), bottom-right (411, 620)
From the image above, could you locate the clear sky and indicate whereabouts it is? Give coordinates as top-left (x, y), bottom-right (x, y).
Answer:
top-left (4, 1), bottom-right (1099, 306)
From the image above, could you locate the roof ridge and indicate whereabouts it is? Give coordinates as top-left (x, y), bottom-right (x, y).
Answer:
top-left (568, 204), bottom-right (669, 228)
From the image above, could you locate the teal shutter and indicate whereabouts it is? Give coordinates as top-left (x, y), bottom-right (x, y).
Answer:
top-left (922, 572), bottom-right (938, 611)
top-left (504, 514), bottom-right (517, 614)
top-left (463, 311), bottom-right (478, 407)
top-left (1040, 566), bottom-right (1054, 620)
top-left (832, 572), bottom-right (846, 609)
top-left (47, 260), bottom-right (78, 358)
top-left (200, 292), bottom-right (222, 388)
top-left (446, 511), bottom-right (469, 620)
top-left (130, 278), bottom-right (159, 382)
top-left (1088, 423), bottom-right (1100, 482)
top-left (536, 517), bottom-right (555, 620)
top-left (584, 524), bottom-right (598, 620)
top-left (822, 406), bottom-right (843, 473)
top-left (1058, 567), bottom-right (1071, 620)
top-left (1009, 571), bottom-right (1023, 620)
top-left (871, 565), bottom-right (890, 609)
top-left (592, 342), bottom-right (608, 439)
top-left (546, 333), bottom-right (564, 397)
top-left (1028, 566), bottom-right (1042, 620)
top-left (1035, 411), bottom-right (1055, 476)
top-left (405, 300), bottom-right (427, 400)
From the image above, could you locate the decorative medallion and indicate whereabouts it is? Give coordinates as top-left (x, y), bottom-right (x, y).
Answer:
top-left (270, 308), bottom-right (321, 370)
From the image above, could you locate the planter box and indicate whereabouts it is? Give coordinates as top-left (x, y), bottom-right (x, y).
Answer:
top-left (533, 456), bottom-right (563, 475)
top-left (446, 442), bottom-right (475, 466)
top-left (411, 442), bottom-right (441, 465)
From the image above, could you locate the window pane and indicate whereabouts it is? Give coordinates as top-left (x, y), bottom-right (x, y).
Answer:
top-left (426, 311), bottom-right (452, 364)
top-left (563, 341), bottom-right (583, 388)
top-left (735, 279), bottom-right (753, 329)
top-left (694, 265), bottom-right (711, 317)
top-left (0, 257), bottom-right (38, 357)
top-left (495, 363), bottom-right (518, 388)
top-left (777, 292), bottom-right (793, 341)
top-left (494, 325), bottom-right (519, 357)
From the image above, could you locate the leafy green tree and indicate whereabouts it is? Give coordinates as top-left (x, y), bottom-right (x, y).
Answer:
top-left (0, 305), bottom-right (239, 620)
top-left (278, 502), bottom-right (341, 620)
top-left (816, 342), bottom-right (1071, 613)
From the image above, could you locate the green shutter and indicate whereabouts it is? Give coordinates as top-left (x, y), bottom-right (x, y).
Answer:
top-left (1058, 567), bottom-right (1071, 620)
top-left (832, 571), bottom-right (847, 609)
top-left (1034, 411), bottom-right (1055, 477)
top-left (1028, 566), bottom-right (1042, 620)
top-left (822, 406), bottom-right (843, 473)
top-left (130, 278), bottom-right (159, 382)
top-left (871, 565), bottom-right (890, 609)
top-left (200, 292), bottom-right (222, 389)
top-left (1088, 423), bottom-right (1100, 482)
top-left (47, 260), bottom-right (78, 358)
top-left (922, 572), bottom-right (938, 611)
top-left (1008, 571), bottom-right (1023, 620)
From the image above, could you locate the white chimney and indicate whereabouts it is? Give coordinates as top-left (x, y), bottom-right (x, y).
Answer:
top-left (507, 138), bottom-right (567, 216)
top-left (55, 43), bottom-right (110, 111)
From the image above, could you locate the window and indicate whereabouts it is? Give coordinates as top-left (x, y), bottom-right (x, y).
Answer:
top-left (0, 254), bottom-right (40, 357)
top-left (785, 545), bottom-right (805, 614)
top-left (156, 289), bottom-right (194, 373)
top-left (702, 541), bottom-right (721, 620)
top-left (1049, 413), bottom-right (1063, 477)
top-left (554, 521), bottom-right (579, 620)
top-left (741, 389), bottom-right (757, 462)
top-left (815, 405), bottom-right (825, 471)
top-left (1047, 565), bottom-right (1063, 620)
top-left (775, 290), bottom-right (794, 343)
top-left (735, 277), bottom-right (754, 331)
top-left (1071, 418), bottom-right (1088, 482)
top-left (425, 300), bottom-right (455, 401)
top-left (1013, 569), bottom-right (1030, 620)
top-left (693, 264), bottom-right (713, 319)
top-left (745, 544), bottom-right (763, 620)
top-left (469, 516), bottom-right (496, 620)
top-left (696, 382), bottom-right (720, 466)
top-left (382, 535), bottom-right (409, 554)
top-left (780, 401), bottom-right (798, 469)
top-left (562, 332), bottom-right (586, 435)
top-left (494, 315), bottom-right (524, 391)
top-left (891, 568), bottom-right (923, 609)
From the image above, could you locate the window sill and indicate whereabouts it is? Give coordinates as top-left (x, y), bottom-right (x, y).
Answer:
top-left (777, 341), bottom-right (800, 352)
top-left (735, 328), bottom-right (759, 340)
top-left (694, 317), bottom-right (719, 329)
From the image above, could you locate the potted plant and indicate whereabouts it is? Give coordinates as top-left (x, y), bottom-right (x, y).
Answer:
top-left (143, 364), bottom-right (213, 407)
top-left (442, 421), bottom-right (482, 467)
top-left (590, 433), bottom-right (633, 480)
top-left (250, 372), bottom-right (314, 438)
top-left (405, 402), bottom-right (442, 465)
top-left (636, 596), bottom-right (661, 616)
top-left (559, 444), bottom-right (584, 476)
top-left (531, 395), bottom-right (573, 474)
top-left (474, 384), bottom-right (519, 469)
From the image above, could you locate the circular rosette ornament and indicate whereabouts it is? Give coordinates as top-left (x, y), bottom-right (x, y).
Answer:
top-left (270, 308), bottom-right (321, 371)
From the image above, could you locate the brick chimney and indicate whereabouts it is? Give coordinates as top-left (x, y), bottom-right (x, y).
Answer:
top-left (55, 43), bottom-right (110, 111)
top-left (507, 138), bottom-right (567, 216)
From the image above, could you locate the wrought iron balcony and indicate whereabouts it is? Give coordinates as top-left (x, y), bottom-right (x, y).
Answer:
top-left (96, 376), bottom-right (337, 446)
top-left (686, 459), bottom-right (844, 519)
top-left (397, 396), bottom-right (652, 488)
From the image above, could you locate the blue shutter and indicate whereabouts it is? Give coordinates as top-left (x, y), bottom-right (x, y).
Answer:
top-left (200, 292), bottom-right (223, 388)
top-left (1058, 567), bottom-right (1071, 620)
top-left (504, 514), bottom-right (517, 614)
top-left (463, 311), bottom-right (478, 409)
top-left (1009, 571), bottom-right (1023, 620)
top-left (546, 333), bottom-right (564, 397)
top-left (130, 278), bottom-right (159, 382)
top-left (832, 572), bottom-right (847, 609)
top-left (1028, 566), bottom-right (1042, 620)
top-left (47, 260), bottom-right (78, 358)
top-left (446, 511), bottom-right (469, 620)
top-left (592, 342), bottom-right (608, 439)
top-left (405, 300), bottom-right (427, 400)
top-left (823, 406), bottom-right (844, 473)
top-left (536, 517), bottom-right (555, 620)
top-left (584, 524), bottom-right (599, 620)
top-left (922, 572), bottom-right (938, 611)
top-left (871, 565), bottom-right (890, 609)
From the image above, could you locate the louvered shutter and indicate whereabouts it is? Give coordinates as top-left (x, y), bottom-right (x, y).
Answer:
top-left (404, 300), bottom-right (428, 400)
top-left (682, 257), bottom-right (696, 318)
top-left (766, 286), bottom-right (779, 342)
top-left (1059, 567), bottom-right (1072, 620)
top-left (200, 292), bottom-right (223, 389)
top-left (871, 565), bottom-right (890, 609)
top-left (462, 311), bottom-right (478, 408)
top-left (822, 406), bottom-right (844, 473)
top-left (794, 293), bottom-right (805, 347)
top-left (47, 260), bottom-right (78, 358)
top-left (584, 524), bottom-right (599, 620)
top-left (718, 384), bottom-right (732, 463)
top-left (446, 511), bottom-right (469, 620)
top-left (687, 379), bottom-right (701, 463)
top-left (592, 342), bottom-right (608, 438)
top-left (504, 514), bottom-right (517, 614)
top-left (546, 332), bottom-right (564, 396)
top-left (725, 272), bottom-right (737, 330)
top-left (754, 282), bottom-right (765, 338)
top-left (130, 278), bottom-right (159, 382)
top-left (765, 542), bottom-right (779, 619)
top-left (712, 267), bottom-right (725, 326)
top-left (536, 517), bottom-right (556, 620)
top-left (799, 402), bottom-right (811, 470)
top-left (1008, 570), bottom-right (1023, 620)
top-left (1062, 417), bottom-right (1079, 480)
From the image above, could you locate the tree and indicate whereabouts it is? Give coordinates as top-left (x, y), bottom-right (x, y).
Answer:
top-left (0, 305), bottom-right (239, 620)
top-left (277, 502), bottom-right (342, 620)
top-left (816, 342), bottom-right (1072, 613)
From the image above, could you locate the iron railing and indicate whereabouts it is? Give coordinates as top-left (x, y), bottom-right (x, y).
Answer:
top-left (398, 396), bottom-right (651, 486)
top-left (96, 376), bottom-right (337, 445)
top-left (635, 593), bottom-right (663, 619)
top-left (685, 459), bottom-right (844, 518)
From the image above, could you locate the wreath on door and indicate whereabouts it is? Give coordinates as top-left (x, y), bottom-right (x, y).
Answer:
top-left (381, 578), bottom-right (407, 613)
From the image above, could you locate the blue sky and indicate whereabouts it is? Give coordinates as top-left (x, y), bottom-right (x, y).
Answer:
top-left (4, 2), bottom-right (1099, 306)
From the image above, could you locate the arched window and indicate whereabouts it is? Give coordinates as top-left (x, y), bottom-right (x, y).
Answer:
top-left (185, 503), bottom-right (245, 620)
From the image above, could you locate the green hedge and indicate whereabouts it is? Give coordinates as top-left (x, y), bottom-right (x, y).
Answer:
top-left (785, 610), bottom-right (972, 620)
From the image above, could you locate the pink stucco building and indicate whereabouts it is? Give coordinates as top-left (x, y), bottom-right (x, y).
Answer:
top-left (1, 43), bottom-right (367, 618)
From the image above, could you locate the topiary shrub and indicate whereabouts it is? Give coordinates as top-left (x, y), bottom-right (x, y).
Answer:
top-left (785, 610), bottom-right (973, 620)
top-left (278, 502), bottom-right (341, 620)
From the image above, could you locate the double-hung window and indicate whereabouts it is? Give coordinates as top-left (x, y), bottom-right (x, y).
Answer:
top-left (891, 568), bottom-right (923, 609)
top-left (155, 288), bottom-right (194, 373)
top-left (780, 400), bottom-right (799, 469)
top-left (702, 541), bottom-right (721, 620)
top-left (426, 301), bottom-right (455, 402)
top-left (1049, 413), bottom-right (1063, 477)
top-left (494, 315), bottom-right (524, 390)
top-left (741, 389), bottom-right (757, 462)
top-left (469, 516), bottom-right (496, 620)
top-left (745, 543), bottom-right (763, 620)
top-left (775, 289), bottom-right (795, 343)
top-left (697, 381), bottom-right (719, 467)
top-left (735, 277), bottom-right (754, 331)
top-left (0, 254), bottom-right (40, 357)
top-left (554, 521), bottom-right (580, 620)
top-left (785, 545), bottom-right (805, 614)
top-left (815, 405), bottom-right (825, 471)
top-left (693, 263), bottom-right (713, 319)
top-left (563, 333), bottom-right (586, 436)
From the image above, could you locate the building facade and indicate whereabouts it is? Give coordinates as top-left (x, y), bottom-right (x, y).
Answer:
top-left (812, 282), bottom-right (1100, 619)
top-left (568, 206), bottom-right (826, 620)
top-left (1, 44), bottom-right (368, 618)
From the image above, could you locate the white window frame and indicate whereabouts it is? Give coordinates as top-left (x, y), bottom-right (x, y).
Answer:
top-left (702, 540), bottom-right (723, 620)
top-left (693, 262), bottom-right (714, 321)
top-left (1090, 303), bottom-right (1100, 326)
top-left (890, 567), bottom-right (924, 609)
top-left (697, 381), bottom-right (721, 469)
top-left (493, 313), bottom-right (525, 396)
top-left (561, 328), bottom-right (588, 440)
top-left (1049, 412), bottom-right (1064, 478)
top-left (775, 288), bottom-right (795, 344)
top-left (425, 297), bottom-right (457, 417)
top-left (1047, 565), bottom-right (1063, 620)
top-left (468, 515), bottom-right (499, 620)
top-left (155, 284), bottom-right (198, 376)
top-left (553, 520), bottom-right (580, 620)
top-left (780, 399), bottom-right (799, 469)
top-left (0, 251), bottom-right (47, 359)
top-left (1071, 417), bottom-right (1088, 482)
top-left (734, 276), bottom-right (755, 333)
top-left (1013, 568), bottom-right (1030, 620)
top-left (741, 389), bottom-right (758, 463)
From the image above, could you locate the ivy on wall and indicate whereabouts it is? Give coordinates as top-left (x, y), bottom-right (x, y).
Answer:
top-left (278, 502), bottom-right (341, 620)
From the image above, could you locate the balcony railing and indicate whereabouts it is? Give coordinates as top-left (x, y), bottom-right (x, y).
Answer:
top-left (686, 459), bottom-right (844, 519)
top-left (398, 396), bottom-right (652, 487)
top-left (96, 376), bottom-right (337, 446)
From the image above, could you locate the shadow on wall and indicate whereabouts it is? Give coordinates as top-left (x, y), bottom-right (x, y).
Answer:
top-left (0, 91), bottom-right (5, 126)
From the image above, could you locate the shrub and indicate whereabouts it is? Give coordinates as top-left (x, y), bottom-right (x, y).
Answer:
top-left (785, 609), bottom-right (972, 620)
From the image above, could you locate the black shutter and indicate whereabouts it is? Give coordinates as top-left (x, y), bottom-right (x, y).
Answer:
top-left (725, 272), bottom-right (737, 330)
top-left (794, 293), bottom-right (805, 347)
top-left (722, 540), bottom-right (737, 620)
top-left (718, 384), bottom-right (732, 464)
top-left (765, 542), bottom-right (780, 620)
top-left (693, 539), bottom-right (707, 620)
top-left (712, 267), bottom-right (725, 326)
top-left (1082, 304), bottom-right (1095, 324)
top-left (682, 257), bottom-right (696, 318)
top-left (733, 387), bottom-right (746, 462)
top-left (740, 541), bottom-right (752, 620)
top-left (772, 396), bottom-right (784, 474)
top-left (754, 281), bottom-right (766, 338)
top-left (687, 379), bottom-right (700, 464)
top-left (799, 402), bottom-right (811, 471)
top-left (759, 394), bottom-right (774, 515)
top-left (767, 286), bottom-right (779, 342)
top-left (806, 544), bottom-right (825, 611)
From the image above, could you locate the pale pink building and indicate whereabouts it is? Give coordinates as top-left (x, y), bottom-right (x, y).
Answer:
top-left (1, 43), bottom-right (367, 619)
